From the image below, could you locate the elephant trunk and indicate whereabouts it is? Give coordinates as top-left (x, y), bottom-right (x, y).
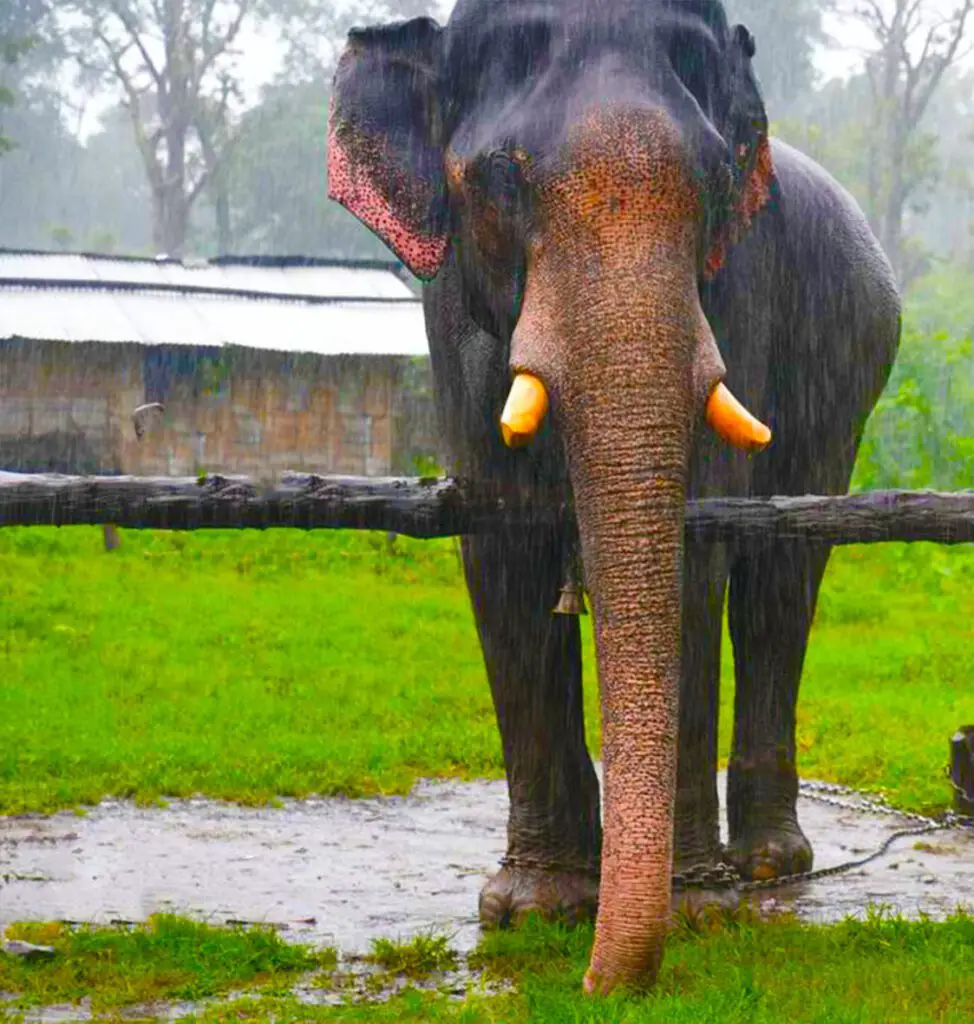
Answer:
top-left (502, 108), bottom-right (770, 993)
top-left (510, 243), bottom-right (708, 993)
top-left (571, 361), bottom-right (690, 994)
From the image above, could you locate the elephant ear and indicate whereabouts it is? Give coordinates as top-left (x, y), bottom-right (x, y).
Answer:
top-left (328, 17), bottom-right (449, 281)
top-left (704, 23), bottom-right (778, 279)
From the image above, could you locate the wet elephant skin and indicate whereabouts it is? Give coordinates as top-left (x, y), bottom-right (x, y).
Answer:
top-left (328, 0), bottom-right (902, 993)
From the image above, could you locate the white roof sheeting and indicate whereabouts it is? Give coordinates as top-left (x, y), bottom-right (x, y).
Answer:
top-left (0, 251), bottom-right (417, 300)
top-left (0, 251), bottom-right (431, 357)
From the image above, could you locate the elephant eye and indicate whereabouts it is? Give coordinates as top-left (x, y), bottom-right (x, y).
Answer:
top-left (483, 150), bottom-right (523, 207)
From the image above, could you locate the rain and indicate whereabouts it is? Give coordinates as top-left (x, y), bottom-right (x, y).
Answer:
top-left (1, 0), bottom-right (973, 1017)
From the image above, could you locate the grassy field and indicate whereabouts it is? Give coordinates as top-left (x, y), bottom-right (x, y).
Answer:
top-left (2, 524), bottom-right (973, 1021)
top-left (1, 525), bottom-right (972, 816)
top-left (0, 915), bottom-right (331, 1015)
top-left (3, 910), bottom-right (974, 1021)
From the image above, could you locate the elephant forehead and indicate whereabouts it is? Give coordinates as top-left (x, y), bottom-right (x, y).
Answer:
top-left (519, 107), bottom-right (706, 248)
top-left (540, 107), bottom-right (699, 203)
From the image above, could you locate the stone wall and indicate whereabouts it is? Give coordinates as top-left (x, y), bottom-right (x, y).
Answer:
top-left (0, 339), bottom-right (441, 478)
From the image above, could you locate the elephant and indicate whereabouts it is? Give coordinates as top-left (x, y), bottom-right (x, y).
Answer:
top-left (327, 0), bottom-right (901, 995)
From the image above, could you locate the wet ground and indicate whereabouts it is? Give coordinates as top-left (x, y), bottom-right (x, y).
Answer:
top-left (1, 772), bottom-right (972, 956)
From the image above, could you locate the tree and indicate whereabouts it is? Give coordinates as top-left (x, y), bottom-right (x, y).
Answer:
top-left (50, 0), bottom-right (441, 259)
top-left (0, 0), bottom-right (55, 155)
top-left (824, 0), bottom-right (974, 285)
top-left (270, 0), bottom-right (445, 86)
top-left (0, 91), bottom-right (153, 251)
top-left (0, 40), bottom-right (21, 156)
top-left (54, 0), bottom-right (278, 257)
top-left (911, 67), bottom-right (974, 269)
top-left (212, 76), bottom-right (393, 259)
top-left (195, 0), bottom-right (439, 258)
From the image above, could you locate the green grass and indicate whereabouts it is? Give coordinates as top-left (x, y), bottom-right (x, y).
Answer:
top-left (1, 526), bottom-right (972, 815)
top-left (7, 910), bottom-right (971, 1022)
top-left (463, 908), bottom-right (974, 1023)
top-left (771, 542), bottom-right (974, 813)
top-left (176, 989), bottom-right (520, 1022)
top-left (0, 913), bottom-right (333, 1014)
top-left (364, 932), bottom-right (460, 977)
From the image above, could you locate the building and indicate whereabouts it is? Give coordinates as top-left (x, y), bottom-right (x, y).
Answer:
top-left (0, 250), bottom-right (440, 478)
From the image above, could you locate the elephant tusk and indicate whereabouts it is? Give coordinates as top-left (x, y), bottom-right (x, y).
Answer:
top-left (501, 373), bottom-right (549, 448)
top-left (705, 383), bottom-right (772, 452)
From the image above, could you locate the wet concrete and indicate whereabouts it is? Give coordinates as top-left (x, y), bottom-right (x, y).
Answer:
top-left (1, 772), bottom-right (972, 956)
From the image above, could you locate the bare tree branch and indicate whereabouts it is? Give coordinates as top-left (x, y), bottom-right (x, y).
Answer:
top-left (192, 0), bottom-right (248, 94)
top-left (825, 0), bottom-right (974, 282)
top-left (909, 0), bottom-right (974, 131)
top-left (106, 0), bottom-right (164, 89)
top-left (88, 23), bottom-right (165, 192)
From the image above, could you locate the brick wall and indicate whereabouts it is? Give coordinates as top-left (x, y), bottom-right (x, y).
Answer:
top-left (0, 340), bottom-right (441, 478)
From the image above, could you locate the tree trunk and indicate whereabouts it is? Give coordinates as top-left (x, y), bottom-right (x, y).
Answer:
top-left (153, 184), bottom-right (188, 258)
top-left (214, 180), bottom-right (232, 254)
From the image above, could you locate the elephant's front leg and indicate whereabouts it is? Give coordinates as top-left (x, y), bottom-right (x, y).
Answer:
top-left (462, 525), bottom-right (602, 928)
top-left (672, 540), bottom-right (739, 908)
top-left (724, 541), bottom-right (831, 880)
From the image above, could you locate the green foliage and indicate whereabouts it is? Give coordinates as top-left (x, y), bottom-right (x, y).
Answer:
top-left (366, 933), bottom-right (460, 977)
top-left (180, 988), bottom-right (519, 1021)
top-left (0, 525), bottom-right (500, 814)
top-left (464, 910), bottom-right (974, 1024)
top-left (47, 223), bottom-right (72, 249)
top-left (0, 29), bottom-right (34, 155)
top-left (0, 914), bottom-right (331, 1013)
top-left (220, 77), bottom-right (393, 259)
top-left (77, 911), bottom-right (974, 1021)
top-left (0, 95), bottom-right (153, 252)
top-left (853, 265), bottom-right (974, 492)
top-left (1, 523), bottom-right (972, 817)
top-left (8, 909), bottom-right (974, 1021)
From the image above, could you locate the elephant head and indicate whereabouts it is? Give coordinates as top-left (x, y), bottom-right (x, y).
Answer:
top-left (328, 0), bottom-right (775, 995)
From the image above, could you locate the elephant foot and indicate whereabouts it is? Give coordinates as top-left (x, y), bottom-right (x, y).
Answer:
top-left (479, 861), bottom-right (599, 930)
top-left (724, 826), bottom-right (813, 882)
top-left (726, 753), bottom-right (814, 881)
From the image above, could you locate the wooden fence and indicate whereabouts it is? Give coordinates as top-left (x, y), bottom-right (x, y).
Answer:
top-left (0, 470), bottom-right (972, 544)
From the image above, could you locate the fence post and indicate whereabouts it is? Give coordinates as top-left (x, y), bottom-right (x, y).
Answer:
top-left (949, 726), bottom-right (974, 816)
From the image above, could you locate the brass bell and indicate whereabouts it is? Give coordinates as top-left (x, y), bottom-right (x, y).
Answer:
top-left (553, 579), bottom-right (588, 616)
top-left (553, 529), bottom-right (588, 617)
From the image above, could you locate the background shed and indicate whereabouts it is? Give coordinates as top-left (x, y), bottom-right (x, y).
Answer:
top-left (0, 251), bottom-right (440, 478)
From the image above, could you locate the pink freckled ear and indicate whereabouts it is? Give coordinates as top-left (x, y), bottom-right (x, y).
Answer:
top-left (740, 135), bottom-right (775, 227)
top-left (326, 22), bottom-right (449, 283)
top-left (704, 134), bottom-right (776, 280)
top-left (327, 120), bottom-right (447, 280)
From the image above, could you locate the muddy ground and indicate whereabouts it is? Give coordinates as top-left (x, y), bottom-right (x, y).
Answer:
top-left (1, 772), bottom-right (972, 955)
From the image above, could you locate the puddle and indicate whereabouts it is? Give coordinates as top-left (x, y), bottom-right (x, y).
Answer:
top-left (2, 771), bottom-right (972, 959)
top-left (0, 960), bottom-right (513, 1023)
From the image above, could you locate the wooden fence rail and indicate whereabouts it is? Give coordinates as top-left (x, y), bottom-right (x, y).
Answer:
top-left (1, 471), bottom-right (972, 545)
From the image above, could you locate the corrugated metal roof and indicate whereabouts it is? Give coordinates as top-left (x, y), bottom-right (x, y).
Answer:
top-left (0, 250), bottom-right (431, 357)
top-left (0, 250), bottom-right (417, 300)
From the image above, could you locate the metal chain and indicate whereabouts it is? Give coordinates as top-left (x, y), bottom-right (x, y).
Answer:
top-left (673, 779), bottom-right (974, 893)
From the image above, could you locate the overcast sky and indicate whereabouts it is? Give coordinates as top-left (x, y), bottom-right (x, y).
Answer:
top-left (73, 1), bottom-right (971, 140)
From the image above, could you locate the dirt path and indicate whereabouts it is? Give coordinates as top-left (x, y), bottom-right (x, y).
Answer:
top-left (2, 773), bottom-right (972, 954)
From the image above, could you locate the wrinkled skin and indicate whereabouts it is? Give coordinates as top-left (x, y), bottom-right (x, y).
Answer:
top-left (328, 0), bottom-right (901, 994)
